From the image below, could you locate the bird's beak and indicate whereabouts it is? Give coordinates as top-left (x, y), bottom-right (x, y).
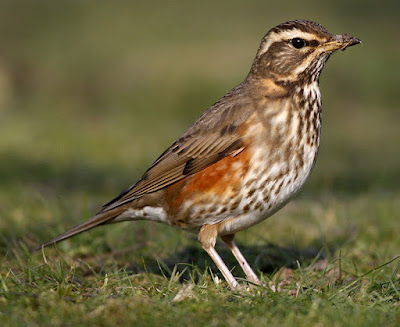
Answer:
top-left (322, 33), bottom-right (362, 52)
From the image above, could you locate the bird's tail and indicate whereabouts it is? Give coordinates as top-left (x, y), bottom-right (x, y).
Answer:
top-left (34, 206), bottom-right (125, 251)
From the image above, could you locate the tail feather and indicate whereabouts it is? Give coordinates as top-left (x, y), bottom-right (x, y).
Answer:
top-left (34, 207), bottom-right (124, 251)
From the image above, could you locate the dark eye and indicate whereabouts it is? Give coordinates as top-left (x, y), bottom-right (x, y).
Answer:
top-left (291, 38), bottom-right (306, 49)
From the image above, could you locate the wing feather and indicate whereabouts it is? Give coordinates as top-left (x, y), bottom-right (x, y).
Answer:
top-left (99, 84), bottom-right (255, 213)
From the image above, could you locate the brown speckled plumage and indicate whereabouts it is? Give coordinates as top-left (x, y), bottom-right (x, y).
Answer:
top-left (38, 20), bottom-right (361, 290)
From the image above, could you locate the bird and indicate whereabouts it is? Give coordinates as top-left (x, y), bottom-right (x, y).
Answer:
top-left (37, 20), bottom-right (361, 290)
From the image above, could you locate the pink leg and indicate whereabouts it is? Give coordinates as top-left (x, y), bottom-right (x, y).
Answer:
top-left (221, 234), bottom-right (261, 285)
top-left (198, 224), bottom-right (239, 290)
top-left (202, 246), bottom-right (239, 290)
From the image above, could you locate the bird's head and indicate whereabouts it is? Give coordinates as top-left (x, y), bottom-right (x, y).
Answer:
top-left (249, 20), bottom-right (361, 85)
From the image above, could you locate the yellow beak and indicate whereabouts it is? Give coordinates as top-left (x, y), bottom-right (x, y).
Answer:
top-left (322, 33), bottom-right (362, 52)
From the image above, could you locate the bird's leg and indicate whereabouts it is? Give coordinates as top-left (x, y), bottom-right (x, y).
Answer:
top-left (198, 224), bottom-right (239, 290)
top-left (221, 234), bottom-right (261, 285)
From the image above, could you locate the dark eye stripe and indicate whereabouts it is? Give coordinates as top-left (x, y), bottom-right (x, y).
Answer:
top-left (308, 40), bottom-right (320, 47)
top-left (288, 39), bottom-right (320, 48)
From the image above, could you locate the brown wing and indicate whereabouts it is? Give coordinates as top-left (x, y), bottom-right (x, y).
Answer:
top-left (36, 124), bottom-right (246, 250)
top-left (36, 84), bottom-right (256, 250)
top-left (99, 84), bottom-right (254, 213)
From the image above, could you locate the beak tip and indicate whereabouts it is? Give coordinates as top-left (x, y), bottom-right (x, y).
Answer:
top-left (340, 35), bottom-right (362, 51)
top-left (331, 34), bottom-right (362, 51)
top-left (344, 37), bottom-right (362, 51)
top-left (352, 37), bottom-right (362, 45)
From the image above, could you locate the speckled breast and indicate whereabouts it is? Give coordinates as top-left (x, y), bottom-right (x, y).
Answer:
top-left (163, 89), bottom-right (321, 234)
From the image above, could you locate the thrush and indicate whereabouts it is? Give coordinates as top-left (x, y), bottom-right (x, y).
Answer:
top-left (38, 20), bottom-right (361, 290)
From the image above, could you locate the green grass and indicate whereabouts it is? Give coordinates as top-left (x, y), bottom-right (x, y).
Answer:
top-left (1, 1), bottom-right (400, 326)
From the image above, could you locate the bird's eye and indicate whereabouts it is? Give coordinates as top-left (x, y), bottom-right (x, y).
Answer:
top-left (291, 38), bottom-right (306, 49)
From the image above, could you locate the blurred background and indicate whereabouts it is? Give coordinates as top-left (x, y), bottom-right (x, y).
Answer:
top-left (0, 0), bottom-right (399, 264)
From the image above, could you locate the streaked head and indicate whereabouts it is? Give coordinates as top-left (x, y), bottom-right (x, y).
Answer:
top-left (249, 20), bottom-right (361, 84)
